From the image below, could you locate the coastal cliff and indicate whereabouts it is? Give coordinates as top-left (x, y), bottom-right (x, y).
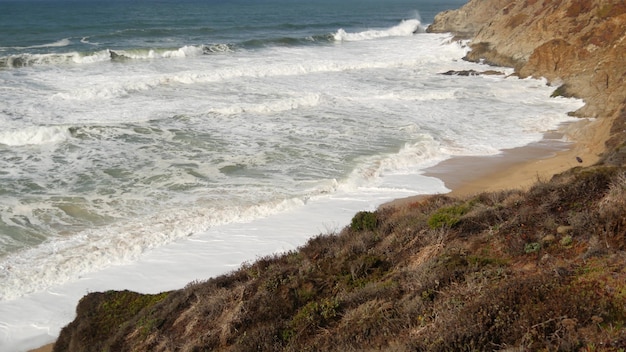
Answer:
top-left (429, 0), bottom-right (626, 165)
top-left (53, 1), bottom-right (626, 351)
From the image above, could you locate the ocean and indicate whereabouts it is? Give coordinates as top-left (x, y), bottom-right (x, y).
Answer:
top-left (0, 0), bottom-right (584, 349)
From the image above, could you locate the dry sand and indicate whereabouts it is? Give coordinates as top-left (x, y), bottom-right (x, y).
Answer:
top-left (384, 119), bottom-right (603, 208)
top-left (29, 344), bottom-right (53, 352)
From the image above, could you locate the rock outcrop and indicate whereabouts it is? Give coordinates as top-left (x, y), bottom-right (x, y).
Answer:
top-left (428, 0), bottom-right (626, 164)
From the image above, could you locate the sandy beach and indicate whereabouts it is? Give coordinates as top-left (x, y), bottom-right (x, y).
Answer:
top-left (385, 118), bottom-right (602, 207)
top-left (28, 344), bottom-right (53, 352)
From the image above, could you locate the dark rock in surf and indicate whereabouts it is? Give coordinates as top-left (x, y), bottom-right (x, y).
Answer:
top-left (109, 50), bottom-right (130, 62)
top-left (441, 69), bottom-right (504, 76)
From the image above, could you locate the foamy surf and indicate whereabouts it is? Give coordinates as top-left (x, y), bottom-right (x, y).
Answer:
top-left (0, 126), bottom-right (70, 146)
top-left (12, 38), bottom-right (72, 50)
top-left (0, 18), bottom-right (424, 70)
top-left (0, 44), bottom-right (235, 69)
top-left (333, 19), bottom-right (423, 41)
top-left (0, 196), bottom-right (318, 301)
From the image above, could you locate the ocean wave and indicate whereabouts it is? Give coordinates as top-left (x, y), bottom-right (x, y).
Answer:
top-left (342, 135), bottom-right (447, 190)
top-left (0, 195), bottom-right (315, 300)
top-left (108, 44), bottom-right (235, 60)
top-left (11, 38), bottom-right (72, 50)
top-left (333, 19), bottom-right (423, 42)
top-left (0, 44), bottom-right (235, 69)
top-left (241, 34), bottom-right (332, 48)
top-left (0, 52), bottom-right (86, 68)
top-left (208, 93), bottom-right (322, 116)
top-left (0, 126), bottom-right (71, 147)
top-left (0, 19), bottom-right (423, 70)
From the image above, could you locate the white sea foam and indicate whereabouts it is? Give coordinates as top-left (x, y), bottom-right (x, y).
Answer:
top-left (0, 196), bottom-right (313, 301)
top-left (20, 38), bottom-right (71, 49)
top-left (80, 36), bottom-right (99, 46)
top-left (341, 135), bottom-right (447, 190)
top-left (50, 43), bottom-right (465, 103)
top-left (76, 50), bottom-right (115, 64)
top-left (0, 44), bottom-right (231, 69)
top-left (0, 126), bottom-right (70, 146)
top-left (333, 19), bottom-right (422, 41)
top-left (208, 93), bottom-right (322, 115)
top-left (109, 45), bottom-right (206, 60)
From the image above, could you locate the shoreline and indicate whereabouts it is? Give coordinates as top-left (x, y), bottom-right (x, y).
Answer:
top-left (29, 345), bottom-right (53, 352)
top-left (384, 119), bottom-right (601, 208)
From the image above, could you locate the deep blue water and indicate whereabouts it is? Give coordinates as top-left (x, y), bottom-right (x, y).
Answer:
top-left (0, 0), bottom-right (466, 59)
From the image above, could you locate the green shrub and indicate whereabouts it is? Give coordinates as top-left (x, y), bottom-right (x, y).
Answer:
top-left (351, 211), bottom-right (378, 231)
top-left (560, 235), bottom-right (573, 247)
top-left (428, 204), bottom-right (469, 229)
top-left (524, 242), bottom-right (541, 253)
top-left (290, 298), bottom-right (340, 334)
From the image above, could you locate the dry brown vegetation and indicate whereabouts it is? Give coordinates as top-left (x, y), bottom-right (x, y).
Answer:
top-left (54, 166), bottom-right (626, 351)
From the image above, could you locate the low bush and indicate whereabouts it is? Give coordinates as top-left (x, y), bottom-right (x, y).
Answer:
top-left (428, 203), bottom-right (470, 229)
top-left (350, 211), bottom-right (378, 231)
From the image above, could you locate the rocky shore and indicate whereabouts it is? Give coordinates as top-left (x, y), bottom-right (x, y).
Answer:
top-left (428, 0), bottom-right (626, 166)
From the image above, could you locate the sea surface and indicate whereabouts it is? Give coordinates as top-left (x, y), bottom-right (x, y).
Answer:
top-left (0, 0), bottom-right (584, 349)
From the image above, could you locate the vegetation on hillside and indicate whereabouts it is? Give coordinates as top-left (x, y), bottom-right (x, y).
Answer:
top-left (54, 166), bottom-right (626, 351)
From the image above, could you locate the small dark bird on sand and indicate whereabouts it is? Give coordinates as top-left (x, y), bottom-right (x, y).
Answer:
top-left (576, 156), bottom-right (583, 163)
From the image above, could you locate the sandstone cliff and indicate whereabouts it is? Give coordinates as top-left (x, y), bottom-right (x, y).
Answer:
top-left (429, 0), bottom-right (626, 165)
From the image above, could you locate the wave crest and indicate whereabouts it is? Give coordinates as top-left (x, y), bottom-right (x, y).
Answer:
top-left (0, 126), bottom-right (70, 146)
top-left (0, 44), bottom-right (235, 69)
top-left (333, 19), bottom-right (422, 42)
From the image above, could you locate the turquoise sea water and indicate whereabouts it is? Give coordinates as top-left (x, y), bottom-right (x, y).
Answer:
top-left (0, 1), bottom-right (587, 349)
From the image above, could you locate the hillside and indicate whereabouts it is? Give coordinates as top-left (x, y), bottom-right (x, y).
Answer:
top-left (53, 0), bottom-right (626, 351)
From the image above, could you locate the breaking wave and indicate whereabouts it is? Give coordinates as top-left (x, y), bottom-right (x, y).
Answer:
top-left (0, 18), bottom-right (424, 70)
top-left (0, 44), bottom-right (235, 69)
top-left (0, 126), bottom-right (71, 147)
top-left (333, 19), bottom-right (423, 41)
top-left (10, 38), bottom-right (72, 50)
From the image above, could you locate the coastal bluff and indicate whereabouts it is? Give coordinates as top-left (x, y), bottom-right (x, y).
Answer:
top-left (428, 0), bottom-right (626, 165)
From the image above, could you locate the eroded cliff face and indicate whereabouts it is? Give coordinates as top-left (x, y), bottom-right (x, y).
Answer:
top-left (429, 0), bottom-right (626, 164)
